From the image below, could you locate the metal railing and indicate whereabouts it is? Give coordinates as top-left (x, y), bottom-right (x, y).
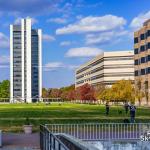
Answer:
top-left (40, 125), bottom-right (69, 150)
top-left (46, 123), bottom-right (150, 141)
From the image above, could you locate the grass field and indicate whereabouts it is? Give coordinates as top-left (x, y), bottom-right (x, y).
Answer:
top-left (0, 103), bottom-right (150, 132)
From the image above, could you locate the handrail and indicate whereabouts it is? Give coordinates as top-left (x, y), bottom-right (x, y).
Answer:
top-left (40, 125), bottom-right (69, 150)
top-left (45, 123), bottom-right (150, 141)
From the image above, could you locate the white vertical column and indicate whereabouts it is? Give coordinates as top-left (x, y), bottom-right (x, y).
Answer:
top-left (38, 29), bottom-right (42, 101)
top-left (26, 18), bottom-right (32, 103)
top-left (21, 19), bottom-right (25, 102)
top-left (10, 25), bottom-right (14, 103)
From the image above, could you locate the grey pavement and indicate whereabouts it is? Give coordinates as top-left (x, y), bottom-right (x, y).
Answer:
top-left (0, 133), bottom-right (40, 150)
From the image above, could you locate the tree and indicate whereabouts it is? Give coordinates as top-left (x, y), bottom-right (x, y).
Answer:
top-left (49, 88), bottom-right (61, 98)
top-left (67, 90), bottom-right (76, 100)
top-left (135, 79), bottom-right (144, 106)
top-left (95, 83), bottom-right (106, 100)
top-left (97, 80), bottom-right (135, 104)
top-left (144, 81), bottom-right (149, 105)
top-left (42, 88), bottom-right (48, 98)
top-left (60, 84), bottom-right (75, 100)
top-left (99, 87), bottom-right (113, 102)
top-left (0, 80), bottom-right (10, 101)
top-left (111, 80), bottom-right (134, 103)
top-left (77, 83), bottom-right (96, 100)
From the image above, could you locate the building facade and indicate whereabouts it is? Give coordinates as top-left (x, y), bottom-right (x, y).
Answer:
top-left (134, 19), bottom-right (150, 105)
top-left (75, 51), bottom-right (134, 88)
top-left (10, 18), bottom-right (42, 103)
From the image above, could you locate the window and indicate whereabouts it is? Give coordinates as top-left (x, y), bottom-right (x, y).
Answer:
top-left (140, 45), bottom-right (145, 52)
top-left (14, 89), bottom-right (21, 91)
top-left (140, 34), bottom-right (145, 40)
top-left (141, 57), bottom-right (145, 63)
top-left (146, 30), bottom-right (150, 37)
top-left (148, 67), bottom-right (150, 74)
top-left (146, 43), bottom-right (150, 49)
top-left (141, 69), bottom-right (145, 75)
top-left (134, 48), bottom-right (138, 54)
top-left (134, 59), bottom-right (139, 65)
top-left (134, 37), bottom-right (138, 44)
top-left (135, 70), bottom-right (138, 76)
top-left (147, 55), bottom-right (150, 61)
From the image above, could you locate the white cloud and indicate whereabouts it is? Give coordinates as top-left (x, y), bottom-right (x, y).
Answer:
top-left (56, 15), bottom-right (126, 34)
top-left (44, 62), bottom-right (64, 71)
top-left (47, 18), bottom-right (67, 24)
top-left (0, 55), bottom-right (9, 64)
top-left (85, 30), bottom-right (129, 45)
top-left (0, 32), bottom-right (9, 48)
top-left (60, 41), bottom-right (72, 46)
top-left (130, 11), bottom-right (150, 30)
top-left (65, 47), bottom-right (103, 57)
top-left (44, 62), bottom-right (78, 71)
top-left (67, 65), bottom-right (79, 70)
top-left (14, 17), bottom-right (38, 25)
top-left (43, 34), bottom-right (55, 42)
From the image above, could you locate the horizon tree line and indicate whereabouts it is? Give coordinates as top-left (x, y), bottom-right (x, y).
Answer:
top-left (0, 79), bottom-right (148, 105)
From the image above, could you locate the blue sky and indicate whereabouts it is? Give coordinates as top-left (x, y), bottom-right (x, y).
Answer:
top-left (0, 0), bottom-right (150, 88)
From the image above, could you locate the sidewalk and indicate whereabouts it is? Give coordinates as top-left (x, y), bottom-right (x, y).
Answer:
top-left (0, 133), bottom-right (40, 150)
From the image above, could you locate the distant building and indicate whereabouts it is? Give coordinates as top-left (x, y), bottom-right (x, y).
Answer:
top-left (134, 19), bottom-right (150, 105)
top-left (75, 51), bottom-right (134, 88)
top-left (10, 18), bottom-right (42, 103)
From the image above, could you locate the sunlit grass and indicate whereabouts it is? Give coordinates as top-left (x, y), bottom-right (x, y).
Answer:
top-left (0, 103), bottom-right (150, 132)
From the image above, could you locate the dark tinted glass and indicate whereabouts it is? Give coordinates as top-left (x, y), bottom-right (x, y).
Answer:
top-left (141, 69), bottom-right (145, 75)
top-left (134, 37), bottom-right (138, 44)
top-left (147, 43), bottom-right (150, 49)
top-left (147, 30), bottom-right (150, 37)
top-left (140, 45), bottom-right (145, 52)
top-left (134, 48), bottom-right (138, 54)
top-left (148, 67), bottom-right (150, 73)
top-left (147, 55), bottom-right (150, 61)
top-left (140, 34), bottom-right (145, 40)
top-left (135, 59), bottom-right (138, 65)
top-left (135, 70), bottom-right (138, 76)
top-left (141, 57), bottom-right (145, 63)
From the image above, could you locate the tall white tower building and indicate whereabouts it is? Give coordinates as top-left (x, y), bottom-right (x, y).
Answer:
top-left (10, 18), bottom-right (42, 103)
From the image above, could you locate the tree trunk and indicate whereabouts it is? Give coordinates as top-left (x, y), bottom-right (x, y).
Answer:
top-left (146, 96), bottom-right (149, 106)
top-left (138, 98), bottom-right (141, 106)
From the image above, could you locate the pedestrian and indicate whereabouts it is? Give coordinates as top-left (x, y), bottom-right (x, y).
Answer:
top-left (124, 102), bottom-right (129, 114)
top-left (105, 102), bottom-right (110, 115)
top-left (129, 103), bottom-right (136, 123)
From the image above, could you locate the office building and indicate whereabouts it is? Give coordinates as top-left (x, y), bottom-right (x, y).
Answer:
top-left (10, 18), bottom-right (42, 103)
top-left (75, 51), bottom-right (134, 88)
top-left (134, 19), bottom-right (150, 105)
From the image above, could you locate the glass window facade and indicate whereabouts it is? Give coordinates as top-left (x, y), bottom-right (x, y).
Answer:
top-left (13, 27), bottom-right (22, 98)
top-left (134, 37), bottom-right (138, 44)
top-left (140, 34), bottom-right (145, 40)
top-left (134, 59), bottom-right (138, 65)
top-left (141, 57), bottom-right (145, 63)
top-left (140, 45), bottom-right (145, 52)
top-left (134, 48), bottom-right (138, 54)
top-left (141, 69), bottom-right (145, 75)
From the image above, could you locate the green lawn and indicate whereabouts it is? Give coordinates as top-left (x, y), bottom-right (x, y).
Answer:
top-left (0, 103), bottom-right (150, 132)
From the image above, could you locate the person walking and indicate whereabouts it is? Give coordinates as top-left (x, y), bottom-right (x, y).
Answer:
top-left (124, 102), bottom-right (129, 114)
top-left (105, 102), bottom-right (110, 115)
top-left (129, 103), bottom-right (136, 123)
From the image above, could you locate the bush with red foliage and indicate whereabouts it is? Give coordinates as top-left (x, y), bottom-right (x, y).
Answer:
top-left (76, 83), bottom-right (96, 101)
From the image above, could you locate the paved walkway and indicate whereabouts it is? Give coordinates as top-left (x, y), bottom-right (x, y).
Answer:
top-left (0, 133), bottom-right (40, 150)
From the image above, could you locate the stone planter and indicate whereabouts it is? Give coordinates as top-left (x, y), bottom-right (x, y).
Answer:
top-left (23, 125), bottom-right (33, 134)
